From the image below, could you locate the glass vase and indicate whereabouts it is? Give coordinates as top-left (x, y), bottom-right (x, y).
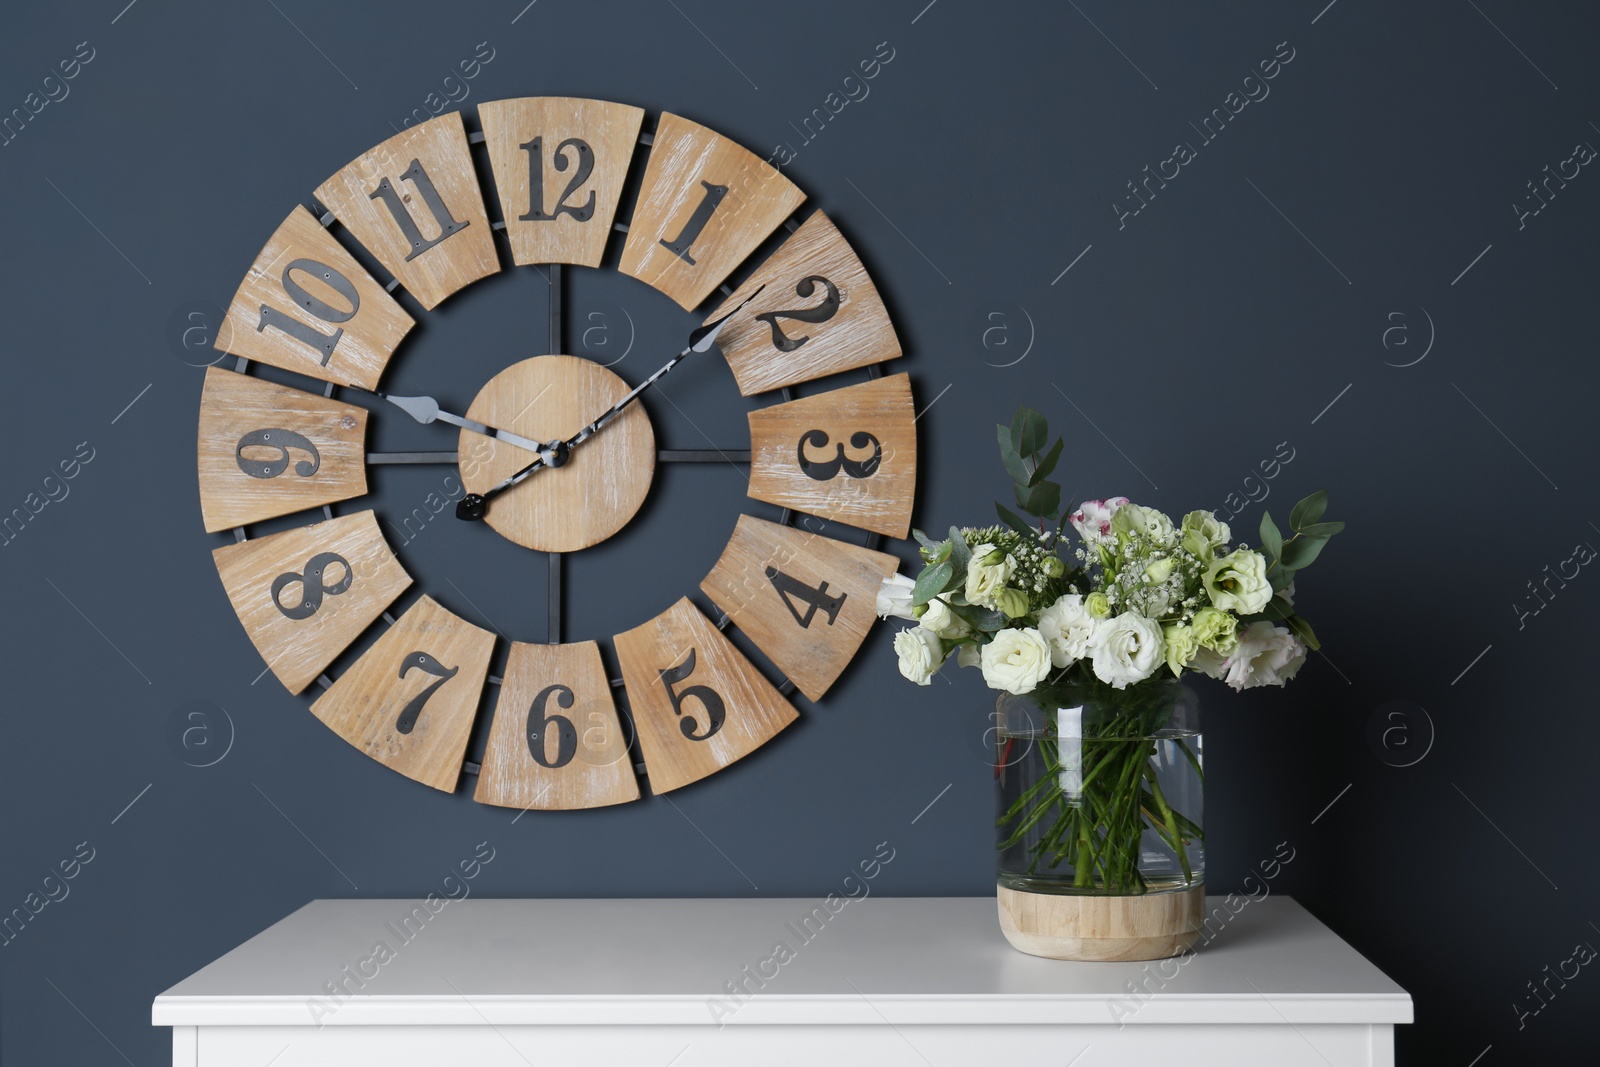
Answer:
top-left (992, 674), bottom-right (1205, 960)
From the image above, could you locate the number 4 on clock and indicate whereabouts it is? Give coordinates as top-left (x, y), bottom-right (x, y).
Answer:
top-left (765, 566), bottom-right (844, 629)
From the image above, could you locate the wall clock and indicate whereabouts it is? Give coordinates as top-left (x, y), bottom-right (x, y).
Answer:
top-left (198, 99), bottom-right (915, 808)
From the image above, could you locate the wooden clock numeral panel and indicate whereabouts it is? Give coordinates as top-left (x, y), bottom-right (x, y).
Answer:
top-left (212, 510), bottom-right (411, 695)
top-left (746, 373), bottom-right (916, 540)
top-left (700, 515), bottom-right (899, 702)
top-left (479, 97), bottom-right (645, 269)
top-left (197, 368), bottom-right (368, 533)
top-left (706, 212), bottom-right (901, 396)
top-left (315, 112), bottom-right (499, 310)
top-left (215, 205), bottom-right (413, 389)
top-left (474, 641), bottom-right (640, 810)
top-left (619, 113), bottom-right (805, 310)
top-left (311, 596), bottom-right (495, 793)
top-left (613, 598), bottom-right (796, 795)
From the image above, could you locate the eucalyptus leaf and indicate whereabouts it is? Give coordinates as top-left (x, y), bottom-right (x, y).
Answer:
top-left (1285, 613), bottom-right (1321, 651)
top-left (996, 424), bottom-right (1031, 485)
top-left (941, 562), bottom-right (966, 593)
top-left (995, 503), bottom-right (1035, 537)
top-left (1028, 438), bottom-right (1064, 486)
top-left (1288, 491), bottom-right (1328, 532)
top-left (1260, 595), bottom-right (1293, 621)
top-left (912, 561), bottom-right (953, 606)
top-left (947, 526), bottom-right (972, 572)
top-left (1016, 480), bottom-right (1061, 519)
top-left (912, 528), bottom-right (943, 555)
top-left (1279, 535), bottom-right (1330, 570)
top-left (1270, 565), bottom-right (1296, 592)
top-left (947, 601), bottom-right (1005, 632)
top-left (1011, 407), bottom-right (1048, 456)
top-left (1298, 520), bottom-right (1345, 539)
top-left (1259, 511), bottom-right (1284, 563)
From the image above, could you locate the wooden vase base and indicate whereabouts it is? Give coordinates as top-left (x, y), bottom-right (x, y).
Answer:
top-left (997, 883), bottom-right (1205, 962)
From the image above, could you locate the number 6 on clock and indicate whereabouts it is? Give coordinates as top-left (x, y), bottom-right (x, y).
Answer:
top-left (474, 641), bottom-right (639, 810)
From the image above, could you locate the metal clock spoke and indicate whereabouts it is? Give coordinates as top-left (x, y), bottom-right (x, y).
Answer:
top-left (367, 451), bottom-right (459, 465)
top-left (657, 449), bottom-right (751, 463)
top-left (548, 264), bottom-right (563, 356)
top-left (545, 256), bottom-right (566, 648)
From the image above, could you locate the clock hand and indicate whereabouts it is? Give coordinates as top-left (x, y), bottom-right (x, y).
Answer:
top-left (455, 285), bottom-right (765, 523)
top-left (567, 283), bottom-right (765, 451)
top-left (378, 392), bottom-right (548, 455)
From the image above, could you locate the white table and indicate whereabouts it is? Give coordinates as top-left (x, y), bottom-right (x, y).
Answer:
top-left (153, 896), bottom-right (1410, 1066)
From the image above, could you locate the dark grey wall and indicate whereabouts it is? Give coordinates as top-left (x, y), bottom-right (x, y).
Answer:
top-left (1, 1), bottom-right (1592, 1062)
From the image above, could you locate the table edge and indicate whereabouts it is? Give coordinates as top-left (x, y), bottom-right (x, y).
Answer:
top-left (152, 990), bottom-right (1415, 1028)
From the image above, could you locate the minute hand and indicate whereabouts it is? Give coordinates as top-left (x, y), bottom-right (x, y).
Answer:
top-left (454, 285), bottom-right (763, 523)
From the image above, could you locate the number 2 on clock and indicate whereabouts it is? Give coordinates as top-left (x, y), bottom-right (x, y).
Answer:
top-left (755, 275), bottom-right (841, 353)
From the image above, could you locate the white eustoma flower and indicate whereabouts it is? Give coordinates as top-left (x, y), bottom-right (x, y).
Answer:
top-left (894, 627), bottom-right (944, 686)
top-left (1037, 594), bottom-right (1096, 668)
top-left (1111, 502), bottom-right (1175, 542)
top-left (1180, 510), bottom-right (1232, 558)
top-left (964, 544), bottom-right (1016, 609)
top-left (1069, 497), bottom-right (1130, 544)
top-left (1189, 645), bottom-right (1230, 680)
top-left (918, 596), bottom-right (971, 641)
top-left (979, 627), bottom-right (1053, 695)
top-left (1088, 611), bottom-right (1165, 689)
top-left (876, 573), bottom-right (918, 620)
top-left (1221, 621), bottom-right (1306, 691)
top-left (1204, 549), bottom-right (1273, 615)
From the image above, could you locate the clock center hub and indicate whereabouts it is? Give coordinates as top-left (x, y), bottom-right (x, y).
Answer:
top-left (460, 354), bottom-right (655, 552)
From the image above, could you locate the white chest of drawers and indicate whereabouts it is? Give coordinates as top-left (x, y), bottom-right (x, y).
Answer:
top-left (153, 895), bottom-right (1410, 1066)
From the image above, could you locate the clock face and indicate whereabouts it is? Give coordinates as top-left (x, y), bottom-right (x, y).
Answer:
top-left (198, 99), bottom-right (915, 808)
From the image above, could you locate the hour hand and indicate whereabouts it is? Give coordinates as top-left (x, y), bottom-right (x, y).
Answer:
top-left (379, 393), bottom-right (545, 455)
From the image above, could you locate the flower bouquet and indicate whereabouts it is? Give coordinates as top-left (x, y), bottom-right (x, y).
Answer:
top-left (877, 407), bottom-right (1343, 958)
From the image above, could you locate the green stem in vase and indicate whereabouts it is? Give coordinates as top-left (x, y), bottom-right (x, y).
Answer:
top-left (1145, 766), bottom-right (1193, 885)
top-left (1074, 811), bottom-right (1094, 888)
top-left (997, 785), bottom-right (1065, 851)
top-left (997, 766), bottom-right (1058, 824)
top-left (1026, 803), bottom-right (1076, 876)
top-left (1176, 735), bottom-right (1205, 784)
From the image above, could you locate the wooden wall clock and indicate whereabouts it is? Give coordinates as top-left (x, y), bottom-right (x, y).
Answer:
top-left (198, 100), bottom-right (914, 808)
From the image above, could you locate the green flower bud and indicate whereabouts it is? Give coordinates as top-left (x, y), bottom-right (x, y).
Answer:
top-left (996, 587), bottom-right (1030, 619)
top-left (1191, 606), bottom-right (1238, 654)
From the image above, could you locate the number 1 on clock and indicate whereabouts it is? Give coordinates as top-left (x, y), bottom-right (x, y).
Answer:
top-left (658, 180), bottom-right (728, 266)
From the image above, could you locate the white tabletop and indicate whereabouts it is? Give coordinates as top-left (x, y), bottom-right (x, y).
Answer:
top-left (152, 895), bottom-right (1411, 1028)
